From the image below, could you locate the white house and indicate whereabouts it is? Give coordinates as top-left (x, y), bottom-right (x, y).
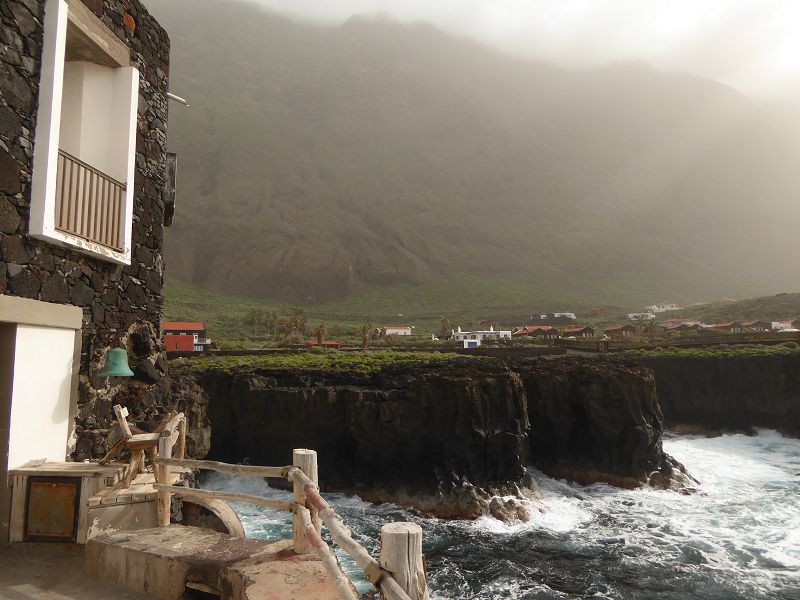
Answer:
top-left (553, 312), bottom-right (577, 320)
top-left (452, 326), bottom-right (512, 345)
top-left (645, 303), bottom-right (680, 313)
top-left (384, 326), bottom-right (413, 336)
top-left (627, 312), bottom-right (655, 321)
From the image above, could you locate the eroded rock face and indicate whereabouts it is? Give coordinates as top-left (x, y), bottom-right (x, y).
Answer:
top-left (516, 358), bottom-right (696, 491)
top-left (636, 354), bottom-right (800, 437)
top-left (183, 360), bottom-right (541, 520)
top-left (172, 355), bottom-right (696, 520)
top-left (73, 321), bottom-right (211, 461)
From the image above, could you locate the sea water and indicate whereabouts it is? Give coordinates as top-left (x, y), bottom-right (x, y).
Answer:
top-left (203, 430), bottom-right (800, 599)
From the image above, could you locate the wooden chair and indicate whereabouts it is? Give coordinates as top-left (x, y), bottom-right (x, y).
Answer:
top-left (99, 405), bottom-right (185, 488)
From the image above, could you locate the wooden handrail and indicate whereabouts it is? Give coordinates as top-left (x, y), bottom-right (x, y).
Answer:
top-left (55, 149), bottom-right (125, 251)
top-left (289, 467), bottom-right (415, 600)
top-left (153, 484), bottom-right (293, 512)
top-left (297, 505), bottom-right (358, 600)
top-left (155, 453), bottom-right (425, 600)
top-left (58, 149), bottom-right (126, 187)
top-left (155, 457), bottom-right (289, 479)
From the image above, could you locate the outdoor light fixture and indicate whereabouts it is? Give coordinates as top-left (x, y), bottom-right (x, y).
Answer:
top-left (98, 347), bottom-right (134, 377)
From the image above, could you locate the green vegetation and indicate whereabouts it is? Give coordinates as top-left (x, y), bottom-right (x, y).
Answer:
top-left (151, 0), bottom-right (800, 311)
top-left (623, 341), bottom-right (800, 359)
top-left (666, 293), bottom-right (800, 324)
top-left (175, 350), bottom-right (478, 374)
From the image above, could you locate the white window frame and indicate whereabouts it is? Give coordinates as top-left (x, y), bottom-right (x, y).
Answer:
top-left (29, 0), bottom-right (139, 265)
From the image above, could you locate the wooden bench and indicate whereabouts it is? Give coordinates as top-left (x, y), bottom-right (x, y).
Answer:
top-left (99, 405), bottom-right (186, 488)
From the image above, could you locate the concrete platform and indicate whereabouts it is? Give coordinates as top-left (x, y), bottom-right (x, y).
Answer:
top-left (0, 542), bottom-right (157, 599)
top-left (86, 525), bottom-right (347, 600)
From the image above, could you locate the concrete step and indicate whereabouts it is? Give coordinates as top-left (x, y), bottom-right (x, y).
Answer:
top-left (85, 525), bottom-right (348, 600)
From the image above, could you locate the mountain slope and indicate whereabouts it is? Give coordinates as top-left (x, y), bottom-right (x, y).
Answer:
top-left (150, 0), bottom-right (800, 307)
top-left (668, 293), bottom-right (800, 324)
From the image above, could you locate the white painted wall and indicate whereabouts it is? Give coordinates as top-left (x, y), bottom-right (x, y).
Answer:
top-left (7, 325), bottom-right (76, 469)
top-left (60, 61), bottom-right (137, 183)
top-left (30, 0), bottom-right (139, 265)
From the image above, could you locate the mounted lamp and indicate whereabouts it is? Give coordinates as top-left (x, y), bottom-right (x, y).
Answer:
top-left (98, 347), bottom-right (134, 377)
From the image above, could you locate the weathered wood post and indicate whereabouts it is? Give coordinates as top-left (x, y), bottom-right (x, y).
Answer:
top-left (176, 417), bottom-right (187, 459)
top-left (292, 448), bottom-right (321, 554)
top-left (379, 522), bottom-right (429, 600)
top-left (156, 434), bottom-right (173, 527)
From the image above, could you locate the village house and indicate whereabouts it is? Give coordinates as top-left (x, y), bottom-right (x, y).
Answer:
top-left (740, 320), bottom-right (772, 333)
top-left (560, 326), bottom-right (595, 338)
top-left (627, 312), bottom-right (655, 321)
top-left (645, 303), bottom-right (680, 313)
top-left (1, 0), bottom-right (174, 544)
top-left (513, 325), bottom-right (559, 340)
top-left (709, 322), bottom-right (746, 333)
top-left (772, 319), bottom-right (800, 331)
top-left (452, 326), bottom-right (512, 347)
top-left (383, 325), bottom-right (413, 336)
top-left (163, 321), bottom-right (212, 352)
top-left (530, 313), bottom-right (575, 326)
top-left (305, 340), bottom-right (341, 349)
top-left (663, 321), bottom-right (706, 334)
top-left (604, 324), bottom-right (636, 338)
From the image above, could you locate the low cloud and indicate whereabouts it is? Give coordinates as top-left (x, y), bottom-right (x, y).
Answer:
top-left (243, 0), bottom-right (800, 96)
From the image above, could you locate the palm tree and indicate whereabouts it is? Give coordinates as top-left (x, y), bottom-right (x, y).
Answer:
top-left (360, 323), bottom-right (375, 349)
top-left (264, 310), bottom-right (278, 336)
top-left (315, 324), bottom-right (327, 344)
top-left (440, 316), bottom-right (450, 338)
top-left (244, 309), bottom-right (262, 337)
top-left (290, 307), bottom-right (306, 336)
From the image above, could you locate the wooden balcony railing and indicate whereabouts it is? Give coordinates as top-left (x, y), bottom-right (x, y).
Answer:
top-left (55, 149), bottom-right (125, 251)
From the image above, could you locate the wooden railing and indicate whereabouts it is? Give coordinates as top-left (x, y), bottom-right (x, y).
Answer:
top-left (154, 449), bottom-right (429, 600)
top-left (55, 149), bottom-right (125, 251)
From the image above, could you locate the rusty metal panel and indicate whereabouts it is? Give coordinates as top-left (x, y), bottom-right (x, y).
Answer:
top-left (164, 152), bottom-right (177, 226)
top-left (24, 476), bottom-right (81, 542)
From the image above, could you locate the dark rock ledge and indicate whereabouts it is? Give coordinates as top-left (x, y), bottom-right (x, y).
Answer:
top-left (168, 356), bottom-right (695, 521)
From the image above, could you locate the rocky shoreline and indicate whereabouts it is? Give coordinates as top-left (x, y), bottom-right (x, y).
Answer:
top-left (168, 355), bottom-right (696, 520)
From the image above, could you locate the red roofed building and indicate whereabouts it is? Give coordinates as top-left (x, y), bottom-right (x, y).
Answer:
top-left (513, 325), bottom-right (559, 340)
top-left (604, 324), bottom-right (636, 338)
top-left (163, 321), bottom-right (212, 352)
top-left (662, 321), bottom-right (705, 334)
top-left (305, 341), bottom-right (341, 349)
top-left (561, 326), bottom-right (595, 338)
top-left (740, 320), bottom-right (771, 332)
top-left (709, 322), bottom-right (745, 333)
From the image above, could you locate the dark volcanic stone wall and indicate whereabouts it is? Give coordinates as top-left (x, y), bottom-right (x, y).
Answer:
top-left (516, 358), bottom-right (681, 488)
top-left (638, 354), bottom-right (800, 437)
top-left (198, 363), bottom-right (532, 513)
top-left (0, 0), bottom-right (172, 458)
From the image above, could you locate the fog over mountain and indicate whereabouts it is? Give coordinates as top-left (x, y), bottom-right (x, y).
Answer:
top-left (234, 0), bottom-right (800, 97)
top-left (150, 0), bottom-right (800, 308)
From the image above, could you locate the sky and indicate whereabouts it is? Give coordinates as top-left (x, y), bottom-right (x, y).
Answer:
top-left (243, 0), bottom-right (800, 98)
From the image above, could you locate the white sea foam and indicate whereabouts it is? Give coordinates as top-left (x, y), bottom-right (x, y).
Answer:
top-left (204, 430), bottom-right (800, 598)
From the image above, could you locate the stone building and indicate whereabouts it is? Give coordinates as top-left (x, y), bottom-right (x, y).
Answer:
top-left (0, 0), bottom-right (189, 542)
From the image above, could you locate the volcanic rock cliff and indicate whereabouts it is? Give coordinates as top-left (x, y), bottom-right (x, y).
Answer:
top-left (637, 354), bottom-right (800, 437)
top-left (516, 358), bottom-right (694, 490)
top-left (193, 360), bottom-right (538, 520)
top-left (171, 355), bottom-right (693, 520)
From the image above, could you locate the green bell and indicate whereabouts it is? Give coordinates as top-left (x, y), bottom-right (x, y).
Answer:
top-left (98, 347), bottom-right (134, 377)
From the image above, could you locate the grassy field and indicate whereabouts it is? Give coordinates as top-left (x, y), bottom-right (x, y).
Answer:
top-left (173, 350), bottom-right (480, 374)
top-left (622, 341), bottom-right (800, 359)
top-left (164, 278), bottom-right (600, 345)
top-left (165, 278), bottom-right (800, 347)
top-left (666, 293), bottom-right (800, 324)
